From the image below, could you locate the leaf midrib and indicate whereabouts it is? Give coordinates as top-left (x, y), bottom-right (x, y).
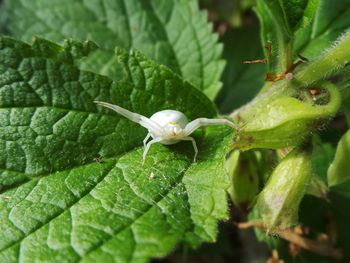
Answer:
top-left (1, 154), bottom-right (196, 263)
top-left (147, 0), bottom-right (182, 76)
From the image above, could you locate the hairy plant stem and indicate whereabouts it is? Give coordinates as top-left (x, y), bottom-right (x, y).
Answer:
top-left (231, 30), bottom-right (350, 119)
top-left (294, 31), bottom-right (350, 85)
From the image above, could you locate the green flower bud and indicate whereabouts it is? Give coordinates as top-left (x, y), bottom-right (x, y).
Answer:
top-left (328, 130), bottom-right (350, 187)
top-left (257, 148), bottom-right (312, 232)
top-left (226, 151), bottom-right (259, 212)
top-left (231, 81), bottom-right (341, 151)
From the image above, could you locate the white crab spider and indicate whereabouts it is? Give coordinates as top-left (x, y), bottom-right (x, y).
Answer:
top-left (94, 101), bottom-right (236, 164)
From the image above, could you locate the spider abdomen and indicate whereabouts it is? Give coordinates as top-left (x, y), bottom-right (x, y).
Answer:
top-left (149, 110), bottom-right (188, 143)
top-left (150, 110), bottom-right (189, 127)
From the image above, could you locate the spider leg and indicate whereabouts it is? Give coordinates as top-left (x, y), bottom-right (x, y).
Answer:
top-left (94, 101), bottom-right (162, 135)
top-left (182, 136), bottom-right (198, 162)
top-left (184, 118), bottom-right (235, 135)
top-left (94, 101), bottom-right (144, 122)
top-left (143, 133), bottom-right (151, 148)
top-left (142, 137), bottom-right (163, 165)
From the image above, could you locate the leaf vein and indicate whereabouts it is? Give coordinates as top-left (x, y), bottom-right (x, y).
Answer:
top-left (79, 162), bottom-right (192, 261)
top-left (0, 162), bottom-right (116, 254)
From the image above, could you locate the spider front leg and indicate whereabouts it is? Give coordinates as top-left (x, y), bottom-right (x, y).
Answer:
top-left (184, 118), bottom-right (236, 135)
top-left (142, 137), bottom-right (163, 165)
top-left (181, 136), bottom-right (198, 162)
top-left (94, 101), bottom-right (162, 134)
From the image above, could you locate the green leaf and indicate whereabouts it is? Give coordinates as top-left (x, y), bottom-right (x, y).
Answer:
top-left (257, 1), bottom-right (291, 34)
top-left (0, 2), bottom-right (8, 35)
top-left (279, 0), bottom-right (319, 32)
top-left (311, 137), bottom-right (335, 183)
top-left (3, 0), bottom-right (225, 100)
top-left (254, 0), bottom-right (320, 74)
top-left (216, 26), bottom-right (266, 113)
top-left (305, 139), bottom-right (331, 199)
top-left (328, 130), bottom-right (350, 187)
top-left (0, 36), bottom-right (234, 262)
top-left (254, 0), bottom-right (293, 73)
top-left (295, 0), bottom-right (350, 59)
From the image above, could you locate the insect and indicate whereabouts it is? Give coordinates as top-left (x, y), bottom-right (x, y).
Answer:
top-left (94, 101), bottom-right (236, 164)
